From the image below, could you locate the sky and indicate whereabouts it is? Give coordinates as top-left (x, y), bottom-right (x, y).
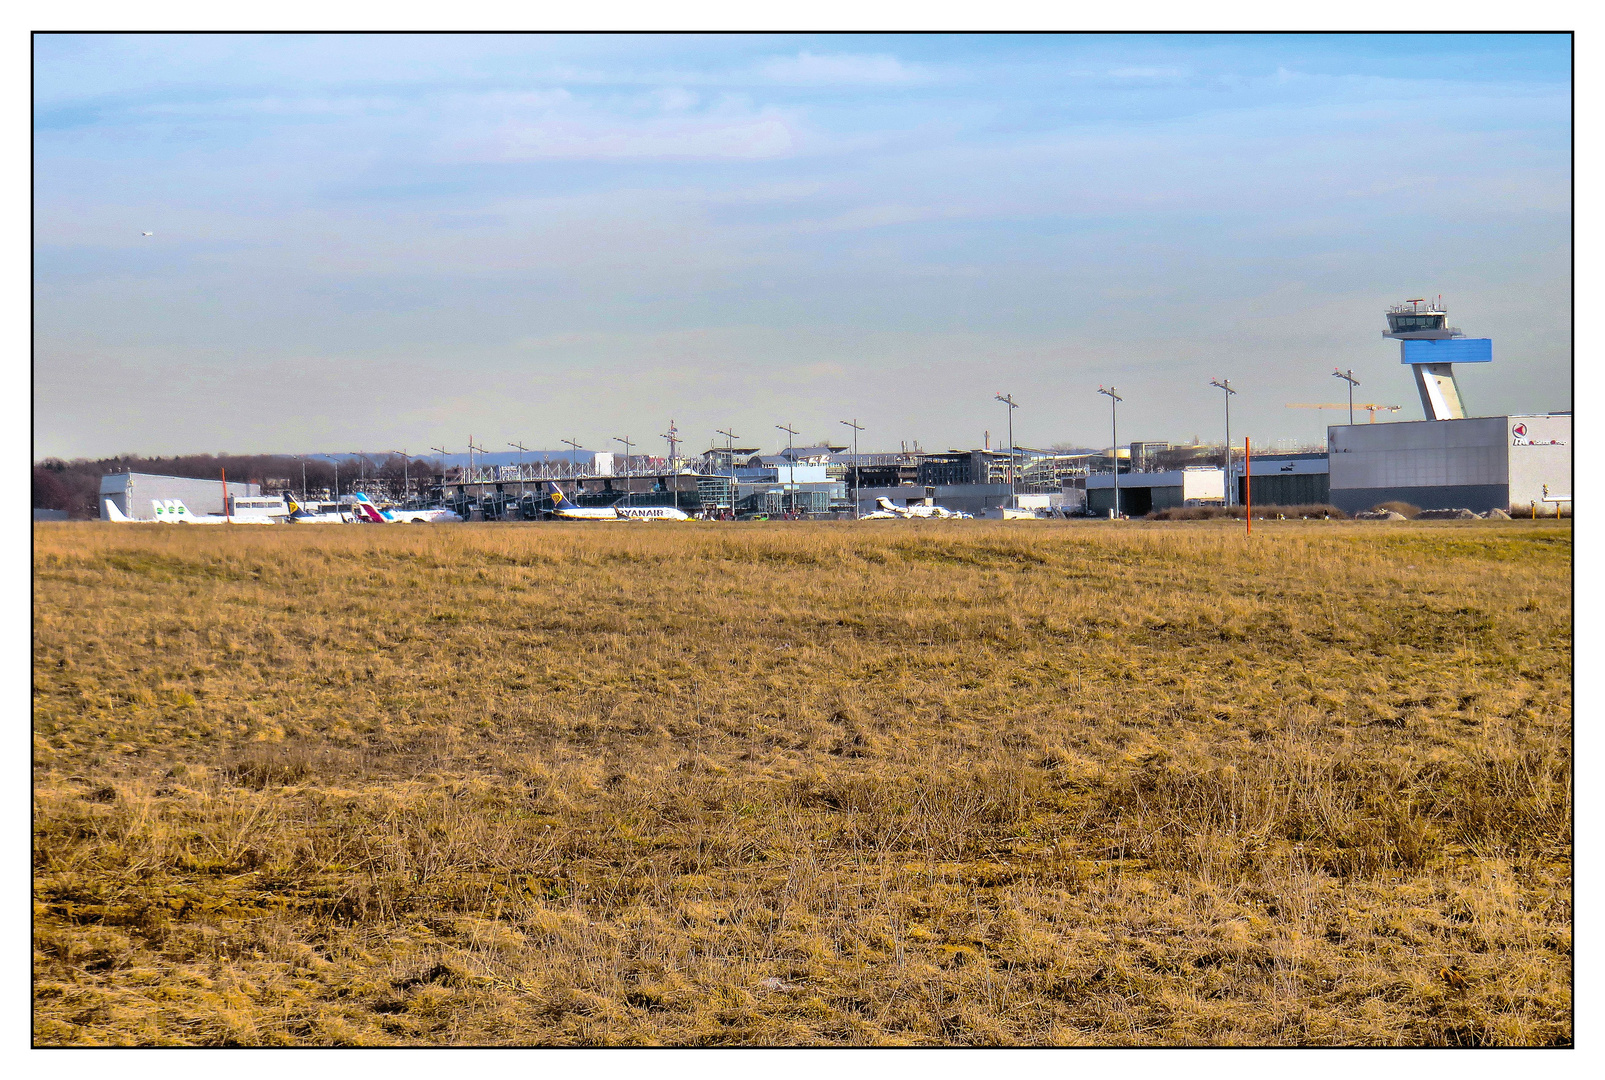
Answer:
top-left (32, 33), bottom-right (1572, 460)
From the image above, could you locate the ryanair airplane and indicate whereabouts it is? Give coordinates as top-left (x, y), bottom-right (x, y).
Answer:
top-left (543, 481), bottom-right (689, 521)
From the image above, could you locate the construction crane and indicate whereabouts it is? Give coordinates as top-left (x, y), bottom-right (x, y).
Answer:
top-left (1286, 402), bottom-right (1402, 424)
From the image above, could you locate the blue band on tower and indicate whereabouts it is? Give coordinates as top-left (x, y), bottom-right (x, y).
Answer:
top-left (1401, 338), bottom-right (1492, 364)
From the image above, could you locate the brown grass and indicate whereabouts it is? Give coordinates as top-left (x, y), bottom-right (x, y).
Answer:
top-left (32, 519), bottom-right (1572, 1045)
top-left (1148, 504), bottom-right (1348, 521)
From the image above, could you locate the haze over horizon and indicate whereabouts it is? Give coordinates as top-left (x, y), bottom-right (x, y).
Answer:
top-left (33, 33), bottom-right (1571, 461)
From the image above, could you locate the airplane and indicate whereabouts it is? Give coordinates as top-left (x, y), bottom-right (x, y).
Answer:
top-left (346, 492), bottom-right (463, 524)
top-left (543, 481), bottom-right (689, 521)
top-left (102, 500), bottom-right (153, 523)
top-left (870, 497), bottom-right (969, 520)
top-left (286, 496), bottom-right (354, 523)
top-left (106, 498), bottom-right (278, 524)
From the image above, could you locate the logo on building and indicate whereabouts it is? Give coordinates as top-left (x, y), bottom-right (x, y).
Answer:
top-left (1511, 421), bottom-right (1564, 447)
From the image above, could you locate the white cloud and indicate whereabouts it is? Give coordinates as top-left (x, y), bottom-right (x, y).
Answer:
top-left (758, 51), bottom-right (925, 86)
top-left (1107, 66), bottom-right (1188, 80)
top-left (475, 111), bottom-right (801, 161)
top-left (649, 87), bottom-right (700, 112)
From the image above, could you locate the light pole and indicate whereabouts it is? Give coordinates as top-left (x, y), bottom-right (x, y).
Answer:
top-left (659, 420), bottom-right (680, 510)
top-left (509, 442), bottom-right (530, 498)
top-left (349, 452), bottom-right (369, 495)
top-left (561, 438), bottom-right (583, 479)
top-left (1209, 379), bottom-right (1238, 507)
top-left (1333, 369), bottom-right (1360, 426)
top-left (776, 423), bottom-right (799, 516)
top-left (994, 394), bottom-right (1019, 509)
top-left (614, 437), bottom-right (634, 506)
top-left (386, 446), bottom-right (410, 500)
top-left (313, 455), bottom-right (341, 499)
top-left (717, 428), bottom-right (739, 516)
top-left (839, 419), bottom-right (864, 519)
top-left (430, 446), bottom-right (451, 507)
top-left (661, 420), bottom-right (680, 468)
top-left (299, 456), bottom-right (308, 502)
top-left (1097, 386), bottom-right (1123, 518)
top-left (467, 438), bottom-right (487, 514)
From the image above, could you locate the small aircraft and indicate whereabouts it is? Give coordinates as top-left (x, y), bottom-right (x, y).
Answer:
top-left (543, 481), bottom-right (689, 521)
top-left (346, 492), bottom-right (463, 523)
top-left (869, 497), bottom-right (969, 520)
top-left (104, 498), bottom-right (277, 524)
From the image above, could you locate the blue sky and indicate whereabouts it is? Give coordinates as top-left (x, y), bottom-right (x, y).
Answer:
top-left (33, 33), bottom-right (1571, 459)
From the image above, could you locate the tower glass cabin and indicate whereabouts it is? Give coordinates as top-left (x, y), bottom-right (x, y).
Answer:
top-left (1383, 299), bottom-right (1462, 340)
top-left (1383, 298), bottom-right (1489, 421)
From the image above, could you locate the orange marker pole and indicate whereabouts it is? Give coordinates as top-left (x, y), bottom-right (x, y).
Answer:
top-left (1244, 437), bottom-right (1251, 537)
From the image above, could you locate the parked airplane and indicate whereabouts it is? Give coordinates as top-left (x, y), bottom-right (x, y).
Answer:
top-left (871, 497), bottom-right (969, 520)
top-left (286, 496), bottom-right (354, 523)
top-left (347, 492), bottom-right (463, 523)
top-left (102, 500), bottom-right (152, 523)
top-left (543, 481), bottom-right (689, 521)
top-left (132, 499), bottom-right (277, 524)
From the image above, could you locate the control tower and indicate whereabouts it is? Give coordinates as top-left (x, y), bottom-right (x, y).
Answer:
top-left (1383, 297), bottom-right (1492, 420)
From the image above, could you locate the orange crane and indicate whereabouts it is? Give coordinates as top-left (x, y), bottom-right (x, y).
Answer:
top-left (1287, 402), bottom-right (1402, 424)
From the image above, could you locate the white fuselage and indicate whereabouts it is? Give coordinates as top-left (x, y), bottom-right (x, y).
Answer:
top-left (873, 498), bottom-right (966, 519)
top-left (151, 499), bottom-right (276, 524)
top-left (615, 505), bottom-right (690, 521)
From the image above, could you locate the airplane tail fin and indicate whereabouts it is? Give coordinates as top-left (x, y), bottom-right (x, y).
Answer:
top-left (354, 502), bottom-right (387, 523)
top-left (103, 499), bottom-right (131, 522)
top-left (152, 499), bottom-right (195, 521)
top-left (875, 497), bottom-right (899, 512)
top-left (544, 481), bottom-right (580, 511)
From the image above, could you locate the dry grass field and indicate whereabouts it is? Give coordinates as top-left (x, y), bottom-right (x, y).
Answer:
top-left (32, 519), bottom-right (1571, 1046)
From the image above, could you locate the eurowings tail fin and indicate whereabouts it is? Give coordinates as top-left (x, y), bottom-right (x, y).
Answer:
top-left (353, 501), bottom-right (387, 523)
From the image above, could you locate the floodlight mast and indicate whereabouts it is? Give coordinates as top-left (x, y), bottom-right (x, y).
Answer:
top-left (509, 442), bottom-right (531, 497)
top-left (661, 420), bottom-right (680, 469)
top-left (776, 423), bottom-right (799, 516)
top-left (1209, 379), bottom-right (1238, 506)
top-left (995, 394), bottom-right (1019, 509)
top-left (561, 438), bottom-right (582, 479)
top-left (614, 437), bottom-right (634, 506)
top-left (717, 428), bottom-right (739, 515)
top-left (388, 450), bottom-right (410, 501)
top-left (1333, 369), bottom-right (1360, 426)
top-left (840, 419), bottom-right (865, 519)
top-left (466, 439), bottom-right (487, 513)
top-left (429, 447), bottom-right (451, 509)
top-left (1097, 387), bottom-right (1123, 518)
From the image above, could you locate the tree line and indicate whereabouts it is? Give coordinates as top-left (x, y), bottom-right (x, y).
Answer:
top-left (32, 453), bottom-right (441, 519)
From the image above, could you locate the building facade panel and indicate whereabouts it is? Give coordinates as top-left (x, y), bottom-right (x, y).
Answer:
top-left (1329, 418), bottom-right (1508, 491)
top-left (1505, 414), bottom-right (1571, 509)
